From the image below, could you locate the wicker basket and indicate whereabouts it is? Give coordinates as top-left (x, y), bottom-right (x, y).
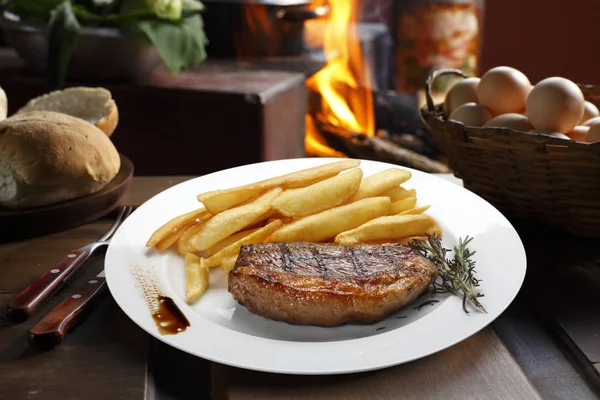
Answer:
top-left (420, 69), bottom-right (600, 238)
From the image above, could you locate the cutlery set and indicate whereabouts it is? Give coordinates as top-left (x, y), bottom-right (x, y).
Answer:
top-left (5, 206), bottom-right (134, 350)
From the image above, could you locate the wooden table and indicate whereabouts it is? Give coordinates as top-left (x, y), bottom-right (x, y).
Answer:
top-left (1, 177), bottom-right (598, 400)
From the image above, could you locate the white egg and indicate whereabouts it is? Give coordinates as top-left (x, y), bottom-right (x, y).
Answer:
top-left (484, 113), bottom-right (534, 132)
top-left (586, 122), bottom-right (600, 142)
top-left (582, 116), bottom-right (600, 127)
top-left (526, 77), bottom-right (585, 133)
top-left (580, 101), bottom-right (600, 124)
top-left (529, 129), bottom-right (571, 140)
top-left (449, 102), bottom-right (492, 127)
top-left (567, 126), bottom-right (589, 142)
top-left (443, 77), bottom-right (480, 116)
top-left (476, 66), bottom-right (531, 115)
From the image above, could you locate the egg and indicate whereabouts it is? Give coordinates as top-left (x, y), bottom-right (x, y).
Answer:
top-left (483, 113), bottom-right (534, 131)
top-left (443, 77), bottom-right (480, 116)
top-left (449, 102), bottom-right (492, 127)
top-left (582, 116), bottom-right (600, 126)
top-left (579, 101), bottom-right (600, 124)
top-left (529, 129), bottom-right (571, 140)
top-left (526, 77), bottom-right (585, 133)
top-left (567, 126), bottom-right (590, 142)
top-left (476, 66), bottom-right (531, 115)
top-left (586, 122), bottom-right (600, 142)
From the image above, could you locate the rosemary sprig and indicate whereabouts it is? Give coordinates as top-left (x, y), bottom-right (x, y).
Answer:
top-left (410, 234), bottom-right (486, 314)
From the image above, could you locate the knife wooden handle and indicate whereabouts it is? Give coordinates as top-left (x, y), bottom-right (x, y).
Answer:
top-left (28, 277), bottom-right (108, 350)
top-left (6, 249), bottom-right (89, 322)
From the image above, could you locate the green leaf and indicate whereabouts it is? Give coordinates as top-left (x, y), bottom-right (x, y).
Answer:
top-left (137, 13), bottom-right (207, 74)
top-left (47, 1), bottom-right (81, 89)
top-left (183, 0), bottom-right (204, 12)
top-left (145, 0), bottom-right (182, 20)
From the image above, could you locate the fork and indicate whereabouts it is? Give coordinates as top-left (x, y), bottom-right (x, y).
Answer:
top-left (5, 206), bottom-right (134, 322)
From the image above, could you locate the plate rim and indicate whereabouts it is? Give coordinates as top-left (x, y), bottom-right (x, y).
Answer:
top-left (105, 157), bottom-right (527, 375)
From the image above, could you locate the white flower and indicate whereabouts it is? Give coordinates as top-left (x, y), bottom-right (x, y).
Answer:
top-left (146, 0), bottom-right (183, 20)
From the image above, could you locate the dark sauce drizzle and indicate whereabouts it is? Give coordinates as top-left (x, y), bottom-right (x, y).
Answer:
top-left (152, 296), bottom-right (190, 335)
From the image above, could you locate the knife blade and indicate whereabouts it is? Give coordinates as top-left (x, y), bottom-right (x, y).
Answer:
top-left (28, 270), bottom-right (108, 351)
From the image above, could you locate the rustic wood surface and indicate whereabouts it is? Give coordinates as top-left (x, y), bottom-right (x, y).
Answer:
top-left (1, 176), bottom-right (599, 400)
top-left (0, 177), bottom-right (191, 400)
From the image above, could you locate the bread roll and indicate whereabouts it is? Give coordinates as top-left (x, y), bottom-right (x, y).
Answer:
top-left (0, 86), bottom-right (7, 122)
top-left (16, 87), bottom-right (119, 136)
top-left (0, 111), bottom-right (121, 209)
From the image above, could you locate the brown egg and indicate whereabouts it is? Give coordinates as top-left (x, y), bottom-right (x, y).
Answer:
top-left (483, 113), bottom-right (534, 131)
top-left (579, 101), bottom-right (600, 124)
top-left (526, 77), bottom-right (585, 133)
top-left (443, 77), bottom-right (480, 116)
top-left (586, 122), bottom-right (600, 142)
top-left (582, 116), bottom-right (600, 126)
top-left (567, 126), bottom-right (590, 142)
top-left (476, 66), bottom-right (531, 115)
top-left (449, 102), bottom-right (492, 127)
top-left (529, 129), bottom-right (571, 140)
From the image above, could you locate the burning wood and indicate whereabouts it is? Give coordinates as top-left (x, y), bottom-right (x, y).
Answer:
top-left (314, 120), bottom-right (451, 174)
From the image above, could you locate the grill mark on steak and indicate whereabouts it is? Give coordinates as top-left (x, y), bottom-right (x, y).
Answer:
top-left (348, 247), bottom-right (363, 276)
top-left (308, 244), bottom-right (328, 279)
top-left (278, 243), bottom-right (292, 272)
top-left (228, 242), bottom-right (439, 327)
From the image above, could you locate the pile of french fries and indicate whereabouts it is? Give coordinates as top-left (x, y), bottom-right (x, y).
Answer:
top-left (146, 160), bottom-right (441, 304)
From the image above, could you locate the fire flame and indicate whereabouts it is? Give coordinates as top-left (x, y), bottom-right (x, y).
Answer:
top-left (305, 0), bottom-right (375, 156)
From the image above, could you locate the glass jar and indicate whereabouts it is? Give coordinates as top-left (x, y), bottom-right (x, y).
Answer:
top-left (392, 0), bottom-right (484, 94)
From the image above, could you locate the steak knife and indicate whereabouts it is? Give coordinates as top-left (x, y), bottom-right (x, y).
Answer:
top-left (5, 206), bottom-right (132, 322)
top-left (28, 270), bottom-right (108, 350)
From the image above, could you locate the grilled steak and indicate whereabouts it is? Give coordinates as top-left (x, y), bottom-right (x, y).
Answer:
top-left (228, 242), bottom-right (438, 327)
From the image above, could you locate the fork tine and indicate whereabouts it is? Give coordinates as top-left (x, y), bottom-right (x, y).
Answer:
top-left (98, 206), bottom-right (133, 242)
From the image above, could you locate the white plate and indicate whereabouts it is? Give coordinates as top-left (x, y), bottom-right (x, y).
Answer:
top-left (105, 158), bottom-right (526, 375)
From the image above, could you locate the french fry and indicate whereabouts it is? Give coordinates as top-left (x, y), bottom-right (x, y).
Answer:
top-left (177, 221), bottom-right (208, 255)
top-left (200, 188), bottom-right (265, 215)
top-left (155, 221), bottom-right (195, 251)
top-left (334, 214), bottom-right (439, 245)
top-left (204, 219), bottom-right (283, 267)
top-left (205, 228), bottom-right (261, 257)
top-left (272, 168), bottom-right (362, 218)
top-left (349, 169), bottom-right (412, 202)
top-left (191, 187), bottom-right (282, 251)
top-left (400, 205), bottom-right (431, 215)
top-left (267, 197), bottom-right (391, 243)
top-left (384, 186), bottom-right (417, 202)
top-left (184, 253), bottom-right (209, 303)
top-left (146, 207), bottom-right (209, 247)
top-left (220, 254), bottom-right (238, 274)
top-left (196, 160), bottom-right (360, 214)
top-left (267, 216), bottom-right (294, 224)
top-left (390, 197), bottom-right (417, 214)
top-left (270, 160), bottom-right (361, 189)
top-left (155, 211), bottom-right (212, 252)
